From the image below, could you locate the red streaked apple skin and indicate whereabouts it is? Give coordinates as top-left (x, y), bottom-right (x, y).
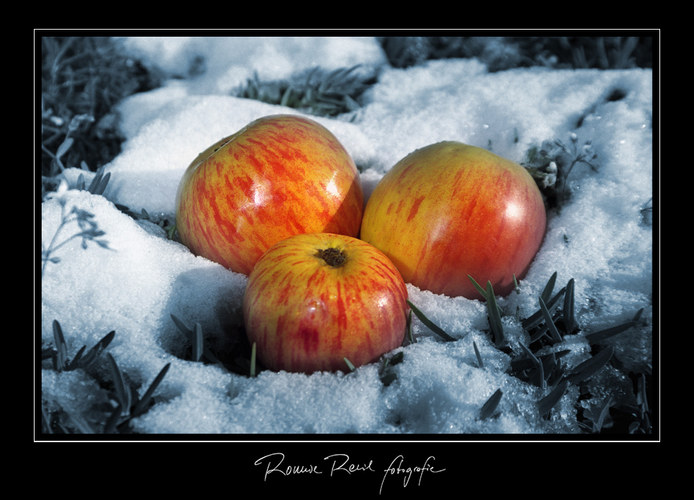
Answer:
top-left (243, 233), bottom-right (409, 373)
top-left (175, 114), bottom-right (364, 275)
top-left (360, 141), bottom-right (547, 299)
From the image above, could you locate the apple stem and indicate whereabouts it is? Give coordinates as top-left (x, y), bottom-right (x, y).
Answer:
top-left (315, 247), bottom-right (347, 267)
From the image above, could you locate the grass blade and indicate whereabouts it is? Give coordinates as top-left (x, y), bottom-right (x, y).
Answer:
top-left (87, 171), bottom-right (111, 195)
top-left (467, 275), bottom-right (488, 300)
top-left (479, 389), bottom-right (503, 420)
top-left (66, 345), bottom-right (87, 371)
top-left (103, 404), bottom-right (123, 434)
top-left (531, 357), bottom-right (546, 389)
top-left (250, 342), bottom-right (257, 377)
top-left (473, 341), bottom-right (484, 369)
top-left (81, 330), bottom-right (116, 369)
top-left (106, 353), bottom-right (131, 414)
top-left (171, 314), bottom-right (223, 366)
top-left (568, 346), bottom-right (614, 384)
top-left (539, 296), bottom-right (563, 343)
top-left (517, 341), bottom-right (541, 367)
top-left (344, 357), bottom-right (356, 372)
top-left (512, 349), bottom-right (571, 373)
top-left (170, 313), bottom-right (192, 336)
top-left (585, 309), bottom-right (644, 344)
top-left (404, 309), bottom-right (416, 345)
top-left (541, 272), bottom-right (558, 303)
top-left (486, 281), bottom-right (505, 346)
top-left (280, 85), bottom-right (293, 107)
top-left (522, 286), bottom-right (566, 330)
top-left (407, 300), bottom-right (456, 342)
top-left (538, 378), bottom-right (569, 418)
top-left (131, 362), bottom-right (171, 418)
top-left (562, 278), bottom-right (577, 332)
top-left (591, 396), bottom-right (614, 433)
top-left (52, 320), bottom-right (68, 371)
top-left (192, 322), bottom-right (203, 362)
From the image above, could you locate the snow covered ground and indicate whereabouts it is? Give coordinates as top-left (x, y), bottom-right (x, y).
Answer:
top-left (40, 37), bottom-right (654, 435)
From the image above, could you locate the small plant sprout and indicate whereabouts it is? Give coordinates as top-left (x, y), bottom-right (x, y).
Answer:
top-left (234, 65), bottom-right (376, 118)
top-left (523, 134), bottom-right (599, 207)
top-left (406, 300), bottom-right (457, 342)
top-left (104, 353), bottom-right (170, 433)
top-left (42, 320), bottom-right (171, 434)
top-left (170, 314), bottom-right (224, 366)
top-left (467, 276), bottom-right (505, 347)
top-left (42, 199), bottom-right (112, 276)
top-left (379, 351), bottom-right (404, 387)
top-left (46, 319), bottom-right (115, 372)
top-left (76, 170), bottom-right (111, 196)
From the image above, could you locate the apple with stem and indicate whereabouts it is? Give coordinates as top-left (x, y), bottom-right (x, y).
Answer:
top-left (360, 141), bottom-right (546, 299)
top-left (243, 232), bottom-right (409, 373)
top-left (175, 114), bottom-right (364, 275)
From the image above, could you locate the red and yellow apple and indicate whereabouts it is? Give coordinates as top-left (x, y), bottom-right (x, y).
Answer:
top-left (175, 114), bottom-right (364, 275)
top-left (360, 141), bottom-right (546, 299)
top-left (243, 232), bottom-right (409, 373)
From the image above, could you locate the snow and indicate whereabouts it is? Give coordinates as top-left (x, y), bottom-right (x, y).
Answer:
top-left (40, 37), bottom-right (654, 435)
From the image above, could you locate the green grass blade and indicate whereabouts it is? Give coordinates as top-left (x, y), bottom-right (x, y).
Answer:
top-left (106, 353), bottom-right (131, 414)
top-left (538, 378), bottom-right (569, 418)
top-left (473, 340), bottom-right (484, 369)
top-left (170, 314), bottom-right (192, 336)
top-left (467, 275), bottom-right (488, 300)
top-left (591, 396), bottom-right (615, 432)
top-left (250, 342), bottom-right (257, 377)
top-left (78, 329), bottom-right (116, 369)
top-left (404, 309), bottom-right (416, 345)
top-left (344, 357), bottom-right (356, 372)
top-left (568, 346), bottom-right (614, 384)
top-left (103, 404), bottom-right (123, 434)
top-left (541, 272), bottom-right (558, 303)
top-left (486, 281), bottom-right (505, 346)
top-left (585, 309), bottom-right (644, 344)
top-left (192, 322), bottom-right (203, 362)
top-left (517, 341), bottom-right (541, 367)
top-left (87, 171), bottom-right (111, 195)
top-left (280, 85), bottom-right (293, 107)
top-left (562, 278), bottom-right (577, 332)
top-left (52, 320), bottom-right (68, 371)
top-left (539, 296), bottom-right (563, 343)
top-left (522, 286), bottom-right (566, 330)
top-left (406, 300), bottom-right (456, 342)
top-left (131, 362), bottom-right (171, 418)
top-left (66, 345), bottom-right (87, 371)
top-left (479, 388), bottom-right (503, 420)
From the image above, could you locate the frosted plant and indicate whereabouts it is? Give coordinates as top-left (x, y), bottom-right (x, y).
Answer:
top-left (523, 133), bottom-right (599, 207)
top-left (41, 193), bottom-right (112, 277)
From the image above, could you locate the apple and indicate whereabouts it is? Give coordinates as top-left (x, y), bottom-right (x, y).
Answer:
top-left (243, 232), bottom-right (409, 373)
top-left (175, 114), bottom-right (364, 275)
top-left (360, 141), bottom-right (546, 299)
